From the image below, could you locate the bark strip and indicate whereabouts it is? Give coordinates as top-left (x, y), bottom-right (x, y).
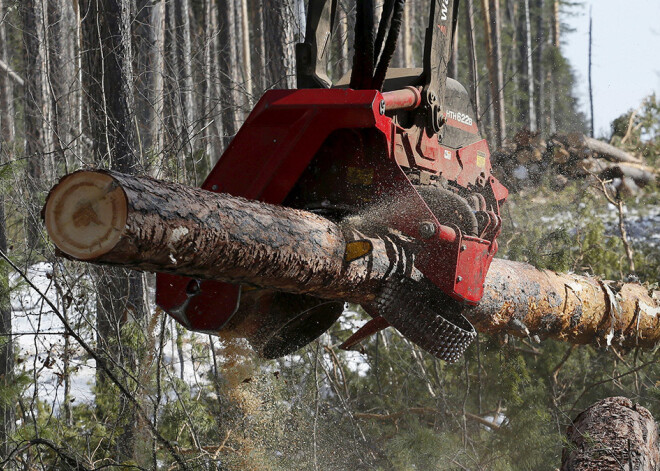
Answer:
top-left (43, 170), bottom-right (660, 349)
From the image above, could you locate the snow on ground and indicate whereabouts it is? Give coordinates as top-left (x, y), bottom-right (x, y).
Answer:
top-left (9, 263), bottom-right (372, 415)
top-left (9, 262), bottom-right (215, 414)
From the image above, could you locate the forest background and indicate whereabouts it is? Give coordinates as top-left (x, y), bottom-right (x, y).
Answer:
top-left (0, 0), bottom-right (659, 469)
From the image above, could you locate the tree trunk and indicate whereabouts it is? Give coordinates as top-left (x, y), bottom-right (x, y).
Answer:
top-left (44, 170), bottom-right (660, 352)
top-left (0, 177), bottom-right (11, 461)
top-left (524, 0), bottom-right (536, 132)
top-left (0, 0), bottom-right (13, 456)
top-left (179, 0), bottom-right (196, 156)
top-left (263, 0), bottom-right (295, 88)
top-left (240, 0), bottom-right (253, 100)
top-left (535, 0), bottom-right (545, 133)
top-left (22, 0), bottom-right (47, 248)
top-left (79, 0), bottom-right (147, 464)
top-left (561, 397), bottom-right (660, 470)
top-left (248, 0), bottom-right (267, 93)
top-left (481, 0), bottom-right (506, 147)
top-left (218, 0), bottom-right (240, 144)
top-left (48, 0), bottom-right (74, 170)
top-left (135, 0), bottom-right (165, 160)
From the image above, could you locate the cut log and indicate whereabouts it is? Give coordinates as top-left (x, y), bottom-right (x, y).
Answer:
top-left (43, 170), bottom-right (660, 349)
top-left (561, 397), bottom-right (660, 470)
top-left (583, 135), bottom-right (643, 164)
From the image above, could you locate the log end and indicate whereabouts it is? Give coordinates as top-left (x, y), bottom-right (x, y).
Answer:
top-left (44, 171), bottom-right (128, 260)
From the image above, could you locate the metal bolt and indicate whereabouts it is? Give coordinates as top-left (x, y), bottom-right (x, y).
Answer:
top-left (428, 92), bottom-right (437, 103)
top-left (211, 184), bottom-right (219, 191)
top-left (379, 100), bottom-right (386, 115)
top-left (460, 244), bottom-right (467, 252)
top-left (418, 221), bottom-right (436, 239)
top-left (457, 276), bottom-right (463, 282)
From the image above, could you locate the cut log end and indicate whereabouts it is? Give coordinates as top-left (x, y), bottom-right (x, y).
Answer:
top-left (44, 171), bottom-right (128, 260)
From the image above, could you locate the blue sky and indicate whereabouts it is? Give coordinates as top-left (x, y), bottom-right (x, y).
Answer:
top-left (563, 0), bottom-right (660, 138)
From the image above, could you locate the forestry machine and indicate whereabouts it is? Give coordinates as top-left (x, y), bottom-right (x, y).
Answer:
top-left (156, 0), bottom-right (508, 362)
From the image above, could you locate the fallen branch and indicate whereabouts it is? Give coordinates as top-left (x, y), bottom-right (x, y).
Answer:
top-left (43, 170), bottom-right (660, 350)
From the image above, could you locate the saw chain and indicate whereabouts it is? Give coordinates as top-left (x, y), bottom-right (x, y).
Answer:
top-left (371, 276), bottom-right (477, 363)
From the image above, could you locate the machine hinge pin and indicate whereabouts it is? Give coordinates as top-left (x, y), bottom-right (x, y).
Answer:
top-left (460, 244), bottom-right (467, 251)
top-left (419, 221), bottom-right (436, 239)
top-left (457, 276), bottom-right (463, 282)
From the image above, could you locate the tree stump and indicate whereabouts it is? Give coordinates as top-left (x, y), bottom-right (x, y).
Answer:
top-left (561, 396), bottom-right (660, 470)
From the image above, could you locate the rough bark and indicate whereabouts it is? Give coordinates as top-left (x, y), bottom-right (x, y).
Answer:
top-left (524, 0), bottom-right (536, 132)
top-left (240, 0), bottom-right (252, 99)
top-left (535, 0), bottom-right (545, 132)
top-left (22, 0), bottom-right (47, 248)
top-left (561, 397), bottom-right (660, 471)
top-left (179, 0), bottom-right (196, 154)
top-left (44, 170), bottom-right (660, 351)
top-left (217, 0), bottom-right (240, 143)
top-left (79, 0), bottom-right (147, 464)
top-left (0, 0), bottom-right (13, 454)
top-left (263, 0), bottom-right (295, 88)
top-left (481, 0), bottom-right (506, 147)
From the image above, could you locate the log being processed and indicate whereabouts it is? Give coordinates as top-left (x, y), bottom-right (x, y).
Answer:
top-left (44, 170), bottom-right (660, 352)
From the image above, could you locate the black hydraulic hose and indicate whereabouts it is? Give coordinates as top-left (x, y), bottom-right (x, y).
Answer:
top-left (349, 0), bottom-right (375, 89)
top-left (372, 0), bottom-right (405, 90)
top-left (374, 0), bottom-right (395, 65)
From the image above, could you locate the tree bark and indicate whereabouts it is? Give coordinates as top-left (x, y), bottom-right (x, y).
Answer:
top-left (535, 0), bottom-right (545, 132)
top-left (179, 0), bottom-right (196, 156)
top-left (524, 0), bottom-right (536, 132)
top-left (22, 0), bottom-right (47, 248)
top-left (0, 0), bottom-right (13, 456)
top-left (561, 397), bottom-right (660, 470)
top-left (44, 170), bottom-right (660, 352)
top-left (217, 0), bottom-right (240, 144)
top-left (263, 0), bottom-right (295, 89)
top-left (79, 0), bottom-right (147, 464)
top-left (481, 0), bottom-right (506, 147)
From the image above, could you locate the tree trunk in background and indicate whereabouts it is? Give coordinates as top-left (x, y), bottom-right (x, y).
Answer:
top-left (165, 0), bottom-right (183, 174)
top-left (218, 0), bottom-right (240, 144)
top-left (22, 0), bottom-right (47, 248)
top-left (264, 0), bottom-right (295, 88)
top-left (338, 1), bottom-right (350, 75)
top-left (0, 0), bottom-right (13, 457)
top-left (48, 0), bottom-right (76, 169)
top-left (535, 0), bottom-right (545, 133)
top-left (561, 397), bottom-right (660, 470)
top-left (179, 0), bottom-right (196, 157)
top-left (240, 0), bottom-right (253, 101)
top-left (487, 0), bottom-right (506, 146)
top-left (524, 0), bottom-right (536, 132)
top-left (135, 0), bottom-right (165, 163)
top-left (0, 180), bottom-right (11, 462)
top-left (249, 0), bottom-right (267, 93)
top-left (80, 0), bottom-right (147, 464)
top-left (549, 0), bottom-right (559, 134)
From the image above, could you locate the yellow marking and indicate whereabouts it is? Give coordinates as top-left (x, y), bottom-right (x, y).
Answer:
top-left (344, 240), bottom-right (373, 262)
top-left (476, 151), bottom-right (486, 168)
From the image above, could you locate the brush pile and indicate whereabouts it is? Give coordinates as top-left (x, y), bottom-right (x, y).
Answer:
top-left (493, 130), bottom-right (658, 194)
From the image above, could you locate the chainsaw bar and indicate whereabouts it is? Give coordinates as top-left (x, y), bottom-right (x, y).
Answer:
top-left (371, 277), bottom-right (477, 363)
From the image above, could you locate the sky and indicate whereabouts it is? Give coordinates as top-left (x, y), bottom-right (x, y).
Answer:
top-left (563, 0), bottom-right (660, 138)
